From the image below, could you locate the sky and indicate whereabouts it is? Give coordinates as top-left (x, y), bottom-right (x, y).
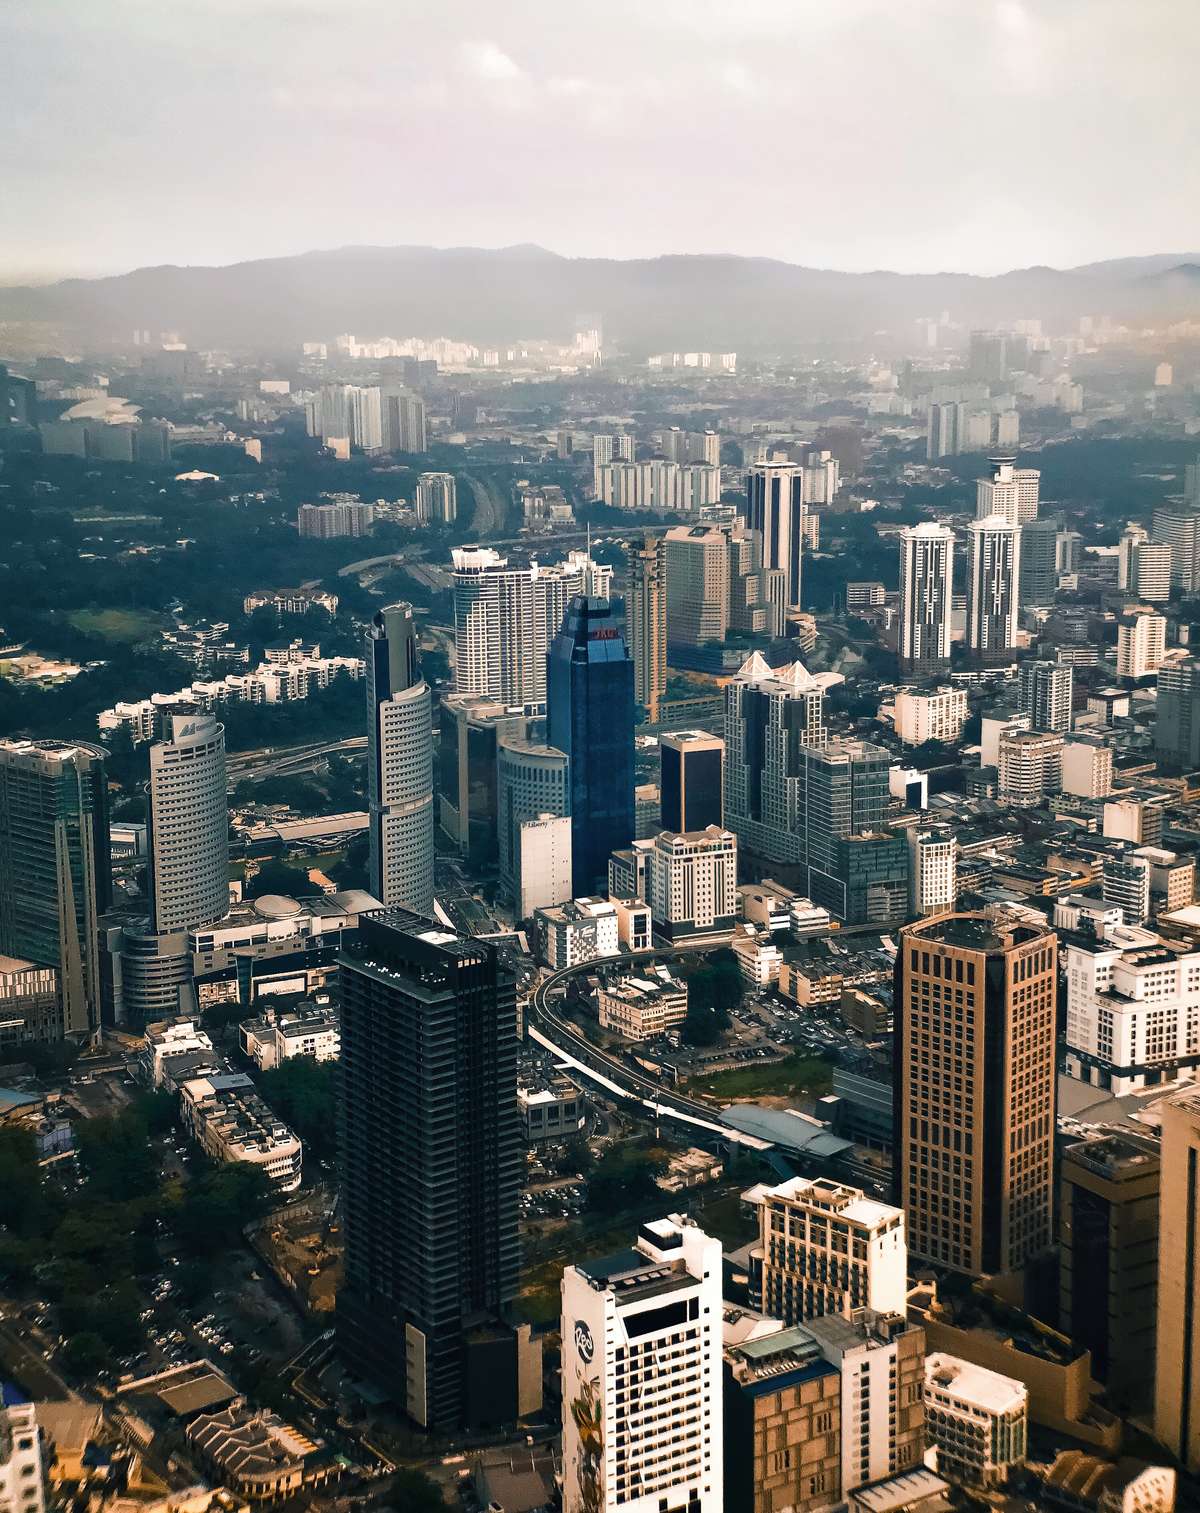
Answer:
top-left (3, 0), bottom-right (1198, 284)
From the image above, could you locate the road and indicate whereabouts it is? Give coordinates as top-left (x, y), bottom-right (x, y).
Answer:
top-left (225, 736), bottom-right (367, 786)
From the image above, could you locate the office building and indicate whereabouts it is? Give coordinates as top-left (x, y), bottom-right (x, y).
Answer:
top-left (892, 686), bottom-right (968, 746)
top-left (660, 731), bottom-right (724, 833)
top-left (0, 1386), bottom-right (45, 1513)
top-left (745, 463), bottom-right (805, 606)
top-left (722, 1315), bottom-right (842, 1513)
top-left (663, 525), bottom-right (730, 647)
top-left (796, 740), bottom-right (893, 915)
top-left (1156, 659), bottom-right (1200, 773)
top-left (1018, 516), bottom-right (1060, 608)
top-left (723, 652), bottom-right (838, 866)
top-left (1064, 922), bottom-right (1200, 1092)
top-left (365, 604), bottom-right (434, 916)
top-left (381, 388), bottom-right (427, 453)
top-left (535, 897), bottom-right (621, 970)
top-left (561, 1216), bottom-right (723, 1513)
top-left (975, 457), bottom-right (1039, 525)
top-left (898, 524), bottom-right (954, 677)
top-left (597, 968), bottom-right (688, 1041)
top-left (647, 826), bottom-right (738, 944)
top-left (744, 1176), bottom-right (907, 1323)
top-left (969, 330), bottom-right (1009, 381)
top-left (1117, 612), bottom-right (1167, 680)
top-left (1131, 541), bottom-right (1172, 603)
top-left (1100, 848), bottom-right (1151, 925)
top-left (1139, 844), bottom-right (1195, 912)
top-left (1152, 503), bottom-right (1200, 594)
top-left (1061, 736), bottom-right (1113, 798)
top-left (0, 957), bottom-right (59, 1047)
top-left (966, 515), bottom-right (1020, 663)
top-left (496, 738), bottom-right (569, 906)
top-left (414, 471), bottom-right (457, 525)
top-left (909, 828), bottom-right (957, 917)
top-left (828, 831), bottom-right (910, 928)
top-left (923, 1354), bottom-right (1027, 1488)
top-left (437, 694), bottom-right (528, 865)
top-left (1017, 660), bottom-right (1073, 733)
top-left (1059, 1134), bottom-right (1159, 1412)
top-left (148, 714), bottom-right (228, 936)
top-left (339, 911), bottom-right (529, 1432)
top-left (804, 1311), bottom-right (927, 1498)
top-left (727, 525), bottom-right (786, 638)
top-left (895, 913), bottom-right (1057, 1276)
top-left (1155, 1087), bottom-right (1200, 1471)
top-left (0, 739), bottom-right (111, 1042)
top-left (547, 597), bottom-right (636, 896)
top-left (998, 729), bottom-right (1062, 806)
top-left (626, 534), bottom-right (667, 722)
top-left (451, 546), bottom-right (612, 706)
top-left (514, 813), bottom-right (573, 918)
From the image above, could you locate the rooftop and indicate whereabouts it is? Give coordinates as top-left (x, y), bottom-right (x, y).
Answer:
top-left (924, 1352), bottom-right (1027, 1415)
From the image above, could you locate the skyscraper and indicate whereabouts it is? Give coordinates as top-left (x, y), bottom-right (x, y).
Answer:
top-left (745, 463), bottom-right (805, 607)
top-left (338, 910), bottom-right (528, 1431)
top-left (437, 695), bottom-right (528, 864)
top-left (451, 547), bottom-right (612, 706)
top-left (798, 740), bottom-right (893, 916)
top-left (148, 714), bottom-right (228, 933)
top-left (381, 387), bottom-right (427, 453)
top-left (898, 523), bottom-right (954, 678)
top-left (966, 515), bottom-right (1020, 663)
top-left (366, 604), bottom-right (434, 916)
top-left (663, 524), bottom-right (730, 647)
top-left (723, 652), bottom-right (838, 866)
top-left (1154, 1087), bottom-right (1200, 1470)
top-left (0, 739), bottom-right (111, 1042)
top-left (625, 534), bottom-right (667, 722)
top-left (562, 1217), bottom-right (723, 1513)
top-left (1152, 503), bottom-right (1200, 594)
top-left (660, 730), bottom-right (724, 833)
top-left (547, 597), bottom-right (635, 896)
top-left (976, 456), bottom-right (1039, 524)
top-left (1018, 516), bottom-right (1060, 608)
top-left (1156, 659), bottom-right (1200, 774)
top-left (1117, 612), bottom-right (1167, 680)
top-left (1017, 660), bottom-right (1073, 733)
top-left (497, 737), bottom-right (570, 908)
top-left (414, 471), bottom-right (457, 524)
top-left (894, 912), bottom-right (1057, 1276)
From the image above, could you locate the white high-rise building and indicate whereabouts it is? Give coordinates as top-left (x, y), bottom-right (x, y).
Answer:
top-left (646, 826), bottom-right (737, 944)
top-left (744, 1176), bottom-right (907, 1322)
top-left (414, 471), bottom-right (457, 525)
top-left (515, 813), bottom-right (573, 919)
top-left (561, 1217), bottom-right (723, 1513)
top-left (663, 524), bottom-right (730, 647)
top-left (497, 738), bottom-right (570, 905)
top-left (149, 714), bottom-right (229, 934)
top-left (967, 515), bottom-right (1020, 662)
top-left (1153, 504), bottom-right (1200, 594)
top-left (0, 1387), bottom-right (45, 1513)
top-left (997, 729), bottom-right (1062, 806)
top-left (594, 460), bottom-right (720, 512)
top-left (348, 385), bottom-right (383, 452)
top-left (746, 463), bottom-right (805, 607)
top-left (803, 449), bottom-right (840, 505)
top-left (1117, 612), bottom-right (1167, 680)
top-left (909, 828), bottom-right (957, 916)
top-left (976, 457), bottom-right (1040, 525)
top-left (892, 686), bottom-right (968, 745)
top-left (451, 547), bottom-right (612, 705)
top-left (1118, 524), bottom-right (1148, 590)
top-left (1061, 736), bottom-right (1113, 797)
top-left (898, 523), bottom-right (954, 676)
top-left (1017, 660), bottom-right (1073, 733)
top-left (366, 604), bottom-right (434, 915)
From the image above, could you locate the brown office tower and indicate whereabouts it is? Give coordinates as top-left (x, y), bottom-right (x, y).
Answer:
top-left (894, 913), bottom-right (1056, 1278)
top-left (1154, 1088), bottom-right (1200, 1471)
top-left (625, 533), bottom-right (667, 723)
top-left (1059, 1134), bottom-right (1159, 1413)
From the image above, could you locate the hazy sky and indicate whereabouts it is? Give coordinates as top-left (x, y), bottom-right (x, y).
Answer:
top-left (4, 0), bottom-right (1197, 283)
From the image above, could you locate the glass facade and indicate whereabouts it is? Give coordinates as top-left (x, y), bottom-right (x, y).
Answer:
top-left (547, 597), bottom-right (635, 896)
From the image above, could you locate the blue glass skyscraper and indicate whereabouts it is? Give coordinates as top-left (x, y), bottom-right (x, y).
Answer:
top-left (546, 596), bottom-right (635, 896)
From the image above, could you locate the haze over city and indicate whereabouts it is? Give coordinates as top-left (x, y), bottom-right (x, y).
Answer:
top-left (5, 6), bottom-right (1200, 1513)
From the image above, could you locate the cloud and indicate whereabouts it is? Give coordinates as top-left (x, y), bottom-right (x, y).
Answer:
top-left (460, 40), bottom-right (525, 82)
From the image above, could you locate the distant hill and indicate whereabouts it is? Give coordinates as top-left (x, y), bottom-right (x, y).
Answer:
top-left (3, 244), bottom-right (1199, 353)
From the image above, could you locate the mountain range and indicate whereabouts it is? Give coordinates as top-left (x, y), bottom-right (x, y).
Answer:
top-left (2, 245), bottom-right (1199, 354)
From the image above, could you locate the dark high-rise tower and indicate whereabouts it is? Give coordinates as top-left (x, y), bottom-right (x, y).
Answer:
top-left (366, 603), bottom-right (434, 914)
top-left (337, 910), bottom-right (525, 1431)
top-left (660, 730), bottom-right (724, 833)
top-left (546, 596), bottom-right (635, 896)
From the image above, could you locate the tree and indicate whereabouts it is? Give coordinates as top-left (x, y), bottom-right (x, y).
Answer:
top-left (389, 1469), bottom-right (447, 1512)
top-left (173, 1164), bottom-right (272, 1255)
top-left (244, 858), bottom-right (309, 899)
top-left (258, 1057), bottom-right (337, 1163)
top-left (60, 1332), bottom-right (109, 1379)
top-left (587, 1144), bottom-right (666, 1215)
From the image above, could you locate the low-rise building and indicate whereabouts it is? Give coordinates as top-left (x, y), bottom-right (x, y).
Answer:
top-left (0, 1384), bottom-right (45, 1513)
top-left (738, 880), bottom-right (831, 937)
top-left (730, 925), bottom-right (783, 987)
top-left (923, 1353), bottom-right (1027, 1489)
top-left (658, 1147), bottom-right (724, 1193)
top-left (610, 897), bottom-right (652, 953)
top-left (518, 1077), bottom-right (584, 1143)
top-left (647, 825), bottom-right (738, 944)
top-left (239, 1003), bottom-right (340, 1071)
top-left (0, 955), bottom-right (60, 1047)
top-left (596, 966), bottom-right (688, 1041)
top-left (535, 897), bottom-right (620, 969)
top-left (140, 1016), bottom-right (216, 1088)
top-left (1041, 1451), bottom-right (1176, 1513)
top-left (179, 1072), bottom-right (302, 1191)
top-left (779, 960), bottom-right (844, 1007)
top-left (187, 1405), bottom-right (323, 1501)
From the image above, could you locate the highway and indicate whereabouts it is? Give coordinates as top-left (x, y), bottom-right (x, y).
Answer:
top-left (225, 736), bottom-right (367, 786)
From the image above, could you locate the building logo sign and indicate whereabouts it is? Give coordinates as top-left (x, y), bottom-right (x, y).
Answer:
top-left (574, 1319), bottom-right (595, 1363)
